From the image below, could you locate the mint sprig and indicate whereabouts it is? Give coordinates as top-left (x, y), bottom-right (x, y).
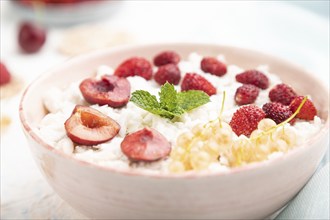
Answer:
top-left (130, 82), bottom-right (210, 119)
top-left (159, 82), bottom-right (179, 112)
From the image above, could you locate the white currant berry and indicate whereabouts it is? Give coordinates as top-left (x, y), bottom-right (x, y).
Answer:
top-left (250, 129), bottom-right (270, 146)
top-left (168, 160), bottom-right (186, 173)
top-left (190, 151), bottom-right (212, 170)
top-left (274, 126), bottom-right (297, 147)
top-left (191, 124), bottom-right (204, 135)
top-left (176, 132), bottom-right (194, 148)
top-left (201, 125), bottom-right (214, 139)
top-left (269, 139), bottom-right (288, 152)
top-left (215, 128), bottom-right (233, 144)
top-left (203, 139), bottom-right (221, 156)
top-left (190, 139), bottom-right (204, 151)
top-left (258, 118), bottom-right (276, 131)
top-left (170, 147), bottom-right (186, 161)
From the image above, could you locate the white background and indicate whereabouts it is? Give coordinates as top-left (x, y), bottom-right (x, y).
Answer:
top-left (1, 1), bottom-right (329, 219)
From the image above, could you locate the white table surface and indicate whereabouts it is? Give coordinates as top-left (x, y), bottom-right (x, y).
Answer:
top-left (1, 1), bottom-right (329, 219)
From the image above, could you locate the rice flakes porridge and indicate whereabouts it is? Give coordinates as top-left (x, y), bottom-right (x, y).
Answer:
top-left (38, 52), bottom-right (322, 174)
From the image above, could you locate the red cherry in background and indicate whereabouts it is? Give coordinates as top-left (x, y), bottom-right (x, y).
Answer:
top-left (0, 62), bottom-right (11, 86)
top-left (18, 21), bottom-right (46, 53)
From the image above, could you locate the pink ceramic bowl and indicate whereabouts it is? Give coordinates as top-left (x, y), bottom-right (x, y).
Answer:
top-left (19, 43), bottom-right (329, 219)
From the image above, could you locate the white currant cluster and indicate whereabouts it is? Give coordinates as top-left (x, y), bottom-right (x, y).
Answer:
top-left (168, 119), bottom-right (233, 173)
top-left (228, 118), bottom-right (297, 167)
top-left (168, 118), bottom-right (298, 173)
top-left (168, 94), bottom-right (306, 173)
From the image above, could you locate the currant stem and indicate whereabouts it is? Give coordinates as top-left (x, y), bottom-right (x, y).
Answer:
top-left (219, 91), bottom-right (226, 128)
top-left (251, 96), bottom-right (308, 140)
top-left (203, 90), bottom-right (227, 129)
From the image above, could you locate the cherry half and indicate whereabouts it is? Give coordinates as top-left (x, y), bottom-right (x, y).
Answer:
top-left (79, 75), bottom-right (131, 108)
top-left (64, 105), bottom-right (120, 145)
top-left (121, 128), bottom-right (171, 162)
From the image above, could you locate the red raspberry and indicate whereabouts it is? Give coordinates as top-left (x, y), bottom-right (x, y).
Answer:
top-left (181, 73), bottom-right (216, 96)
top-left (269, 83), bottom-right (297, 105)
top-left (154, 64), bottom-right (181, 85)
top-left (262, 102), bottom-right (295, 124)
top-left (289, 96), bottom-right (317, 120)
top-left (153, 51), bottom-right (180, 67)
top-left (201, 57), bottom-right (227, 76)
top-left (229, 105), bottom-right (266, 137)
top-left (235, 70), bottom-right (269, 89)
top-left (0, 62), bottom-right (11, 85)
top-left (234, 84), bottom-right (259, 105)
top-left (114, 57), bottom-right (153, 80)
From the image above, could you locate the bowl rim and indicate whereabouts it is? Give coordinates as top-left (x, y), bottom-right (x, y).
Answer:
top-left (12, 0), bottom-right (109, 8)
top-left (19, 42), bottom-right (330, 179)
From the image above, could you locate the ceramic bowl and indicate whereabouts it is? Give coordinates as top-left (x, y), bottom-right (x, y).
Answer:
top-left (11, 1), bottom-right (122, 26)
top-left (19, 43), bottom-right (329, 219)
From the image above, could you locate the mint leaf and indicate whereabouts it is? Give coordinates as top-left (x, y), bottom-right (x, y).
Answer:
top-left (130, 90), bottom-right (176, 119)
top-left (171, 106), bottom-right (185, 115)
top-left (130, 90), bottom-right (161, 113)
top-left (159, 108), bottom-right (183, 119)
top-left (130, 84), bottom-right (210, 120)
top-left (159, 82), bottom-right (178, 112)
top-left (177, 90), bottom-right (210, 111)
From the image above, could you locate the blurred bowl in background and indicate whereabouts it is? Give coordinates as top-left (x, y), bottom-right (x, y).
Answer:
top-left (10, 0), bottom-right (122, 26)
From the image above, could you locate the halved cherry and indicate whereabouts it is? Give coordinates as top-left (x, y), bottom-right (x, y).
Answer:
top-left (121, 128), bottom-right (171, 162)
top-left (64, 105), bottom-right (120, 145)
top-left (79, 75), bottom-right (130, 108)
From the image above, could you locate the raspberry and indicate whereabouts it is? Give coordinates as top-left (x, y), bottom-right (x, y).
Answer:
top-left (289, 96), bottom-right (317, 120)
top-left (181, 73), bottom-right (216, 96)
top-left (262, 102), bottom-right (294, 124)
top-left (235, 70), bottom-right (269, 89)
top-left (229, 105), bottom-right (266, 137)
top-left (154, 64), bottom-right (181, 85)
top-left (153, 51), bottom-right (180, 66)
top-left (0, 62), bottom-right (11, 85)
top-left (234, 84), bottom-right (259, 105)
top-left (269, 83), bottom-right (297, 105)
top-left (201, 57), bottom-right (227, 76)
top-left (114, 57), bottom-right (152, 80)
